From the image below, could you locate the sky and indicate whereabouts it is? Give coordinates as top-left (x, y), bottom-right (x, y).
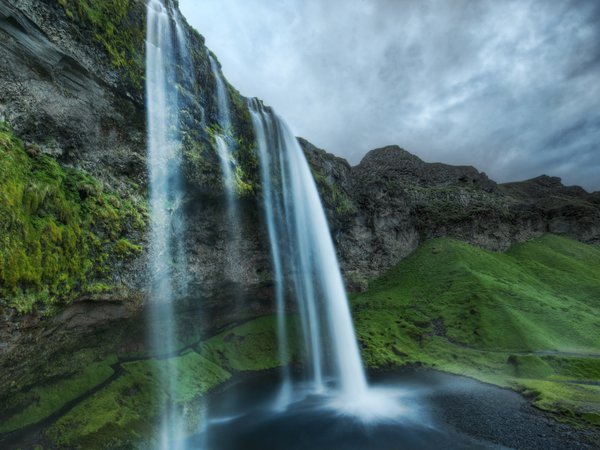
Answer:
top-left (179, 0), bottom-right (600, 191)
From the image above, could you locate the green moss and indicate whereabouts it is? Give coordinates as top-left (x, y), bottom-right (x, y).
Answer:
top-left (204, 118), bottom-right (259, 198)
top-left (57, 0), bottom-right (145, 91)
top-left (517, 379), bottom-right (600, 425)
top-left (9, 233), bottom-right (598, 445)
top-left (198, 315), bottom-right (296, 372)
top-left (180, 132), bottom-right (221, 189)
top-left (226, 83), bottom-right (260, 196)
top-left (311, 169), bottom-right (357, 215)
top-left (0, 311), bottom-right (288, 446)
top-left (0, 125), bottom-right (147, 311)
top-left (352, 234), bottom-right (600, 427)
top-left (45, 351), bottom-right (230, 448)
top-left (45, 360), bottom-right (158, 447)
top-left (0, 356), bottom-right (117, 434)
top-left (507, 355), bottom-right (554, 379)
top-left (114, 238), bottom-right (142, 257)
top-left (544, 356), bottom-right (600, 380)
top-left (43, 316), bottom-right (290, 448)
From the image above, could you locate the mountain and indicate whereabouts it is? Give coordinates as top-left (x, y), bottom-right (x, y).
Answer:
top-left (303, 139), bottom-right (599, 288)
top-left (0, 1), bottom-right (599, 447)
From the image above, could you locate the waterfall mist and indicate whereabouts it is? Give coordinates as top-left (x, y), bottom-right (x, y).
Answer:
top-left (208, 54), bottom-right (242, 291)
top-left (145, 0), bottom-right (190, 447)
top-left (248, 99), bottom-right (369, 407)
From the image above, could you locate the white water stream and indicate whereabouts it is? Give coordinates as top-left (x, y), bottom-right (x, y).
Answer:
top-left (248, 99), bottom-right (370, 409)
top-left (146, 0), bottom-right (190, 447)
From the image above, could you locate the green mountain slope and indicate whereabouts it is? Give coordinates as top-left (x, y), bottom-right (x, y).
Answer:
top-left (2, 235), bottom-right (598, 447)
top-left (352, 234), bottom-right (600, 426)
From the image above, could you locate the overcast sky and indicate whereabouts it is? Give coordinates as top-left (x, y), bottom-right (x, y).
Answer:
top-left (180, 0), bottom-right (600, 191)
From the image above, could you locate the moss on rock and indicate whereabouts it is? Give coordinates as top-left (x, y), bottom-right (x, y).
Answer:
top-left (311, 169), bottom-right (357, 215)
top-left (57, 0), bottom-right (146, 92)
top-left (0, 355), bottom-right (117, 434)
top-left (197, 315), bottom-right (296, 372)
top-left (40, 316), bottom-right (290, 448)
top-left (0, 124), bottom-right (147, 312)
top-left (44, 351), bottom-right (230, 448)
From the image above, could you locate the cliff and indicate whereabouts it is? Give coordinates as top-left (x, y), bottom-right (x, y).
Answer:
top-left (303, 140), bottom-right (600, 289)
top-left (1, 1), bottom-right (599, 446)
top-left (0, 0), bottom-right (272, 409)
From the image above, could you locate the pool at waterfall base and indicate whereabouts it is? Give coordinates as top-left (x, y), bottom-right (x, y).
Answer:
top-left (185, 369), bottom-right (595, 450)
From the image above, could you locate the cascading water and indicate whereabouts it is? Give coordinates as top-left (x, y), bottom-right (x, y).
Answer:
top-left (248, 101), bottom-right (293, 408)
top-left (248, 99), bottom-right (370, 408)
top-left (146, 0), bottom-right (190, 447)
top-left (146, 1), bottom-right (401, 438)
top-left (209, 54), bottom-right (236, 202)
top-left (208, 54), bottom-right (242, 284)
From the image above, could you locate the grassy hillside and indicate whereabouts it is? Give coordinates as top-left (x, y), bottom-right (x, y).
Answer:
top-left (2, 235), bottom-right (598, 447)
top-left (352, 234), bottom-right (600, 426)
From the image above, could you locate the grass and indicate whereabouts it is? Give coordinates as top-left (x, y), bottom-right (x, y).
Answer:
top-left (197, 315), bottom-right (296, 372)
top-left (0, 356), bottom-right (116, 433)
top-left (39, 316), bottom-right (290, 448)
top-left (0, 123), bottom-right (147, 311)
top-left (3, 234), bottom-right (598, 446)
top-left (351, 234), bottom-right (600, 427)
top-left (45, 352), bottom-right (231, 448)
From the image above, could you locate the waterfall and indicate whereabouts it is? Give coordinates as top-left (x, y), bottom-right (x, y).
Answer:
top-left (146, 0), bottom-right (190, 447)
top-left (249, 101), bottom-right (293, 408)
top-left (209, 54), bottom-right (235, 199)
top-left (208, 54), bottom-right (242, 286)
top-left (248, 99), bottom-right (368, 406)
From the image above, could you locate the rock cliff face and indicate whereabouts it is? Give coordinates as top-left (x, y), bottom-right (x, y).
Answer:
top-left (0, 0), bottom-right (271, 406)
top-left (1, 0), bottom-right (599, 424)
top-left (0, 0), bottom-right (146, 183)
top-left (303, 142), bottom-right (600, 289)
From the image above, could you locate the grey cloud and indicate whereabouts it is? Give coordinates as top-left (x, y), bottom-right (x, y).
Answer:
top-left (180, 0), bottom-right (600, 191)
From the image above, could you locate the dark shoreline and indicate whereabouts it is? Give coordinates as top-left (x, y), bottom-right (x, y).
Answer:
top-left (199, 368), bottom-right (600, 450)
top-left (3, 364), bottom-right (599, 449)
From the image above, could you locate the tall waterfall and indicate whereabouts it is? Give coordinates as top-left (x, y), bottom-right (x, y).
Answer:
top-left (248, 99), bottom-right (368, 405)
top-left (248, 101), bottom-right (293, 407)
top-left (208, 54), bottom-right (241, 285)
top-left (209, 54), bottom-right (236, 200)
top-left (146, 0), bottom-right (189, 447)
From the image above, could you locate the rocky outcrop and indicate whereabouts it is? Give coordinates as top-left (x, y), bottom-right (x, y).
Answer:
top-left (0, 0), bottom-right (146, 186)
top-left (499, 175), bottom-right (600, 243)
top-left (302, 143), bottom-right (600, 288)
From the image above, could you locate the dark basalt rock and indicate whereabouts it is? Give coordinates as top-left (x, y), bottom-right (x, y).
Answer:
top-left (300, 142), bottom-right (600, 289)
top-left (354, 145), bottom-right (497, 191)
top-left (0, 0), bottom-right (146, 183)
top-left (0, 0), bottom-right (270, 409)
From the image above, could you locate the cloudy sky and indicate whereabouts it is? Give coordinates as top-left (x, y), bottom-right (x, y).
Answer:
top-left (180, 0), bottom-right (600, 191)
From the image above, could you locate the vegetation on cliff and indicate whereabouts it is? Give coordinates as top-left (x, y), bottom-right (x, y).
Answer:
top-left (0, 124), bottom-right (147, 312)
top-left (352, 234), bottom-right (600, 427)
top-left (311, 169), bottom-right (357, 215)
top-left (57, 0), bottom-right (146, 91)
